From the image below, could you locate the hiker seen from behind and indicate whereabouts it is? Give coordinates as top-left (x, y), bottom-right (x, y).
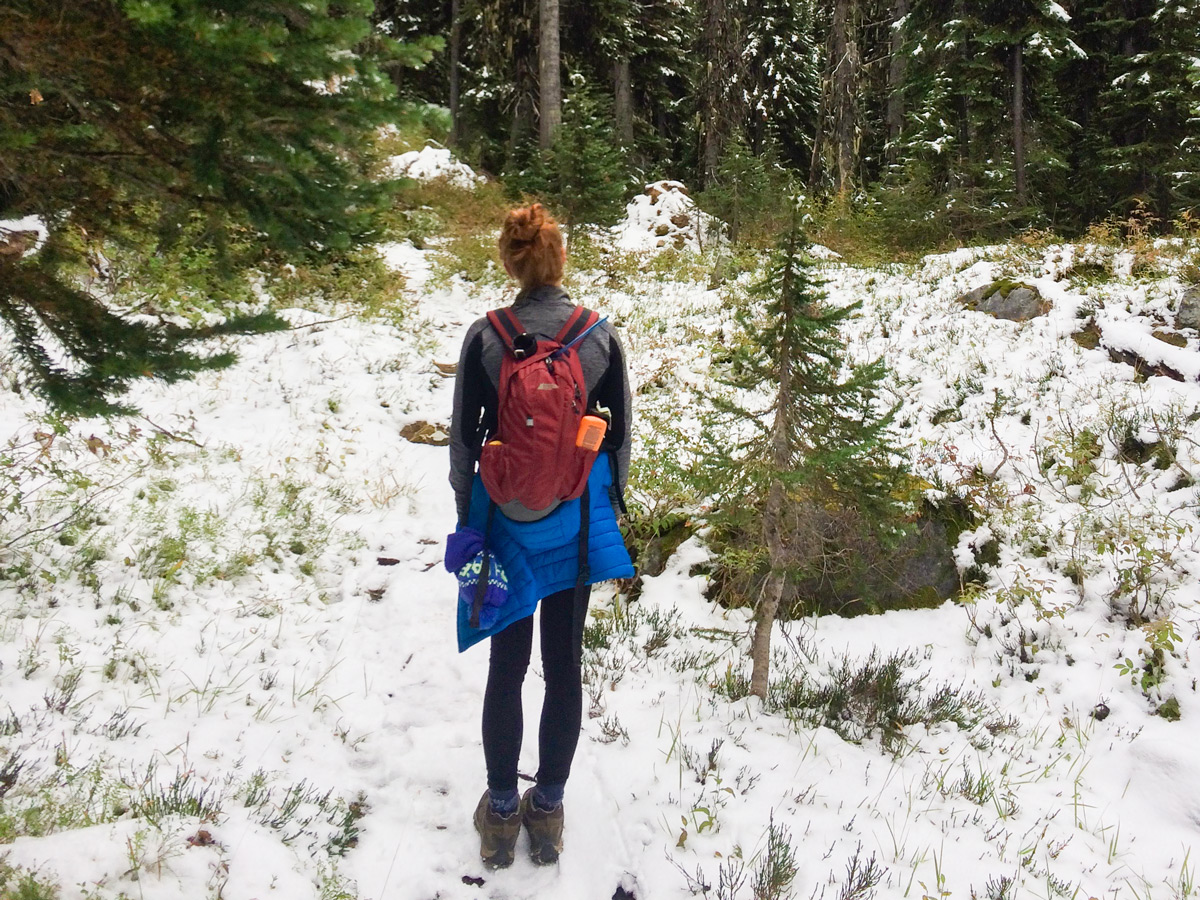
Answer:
top-left (446, 202), bottom-right (634, 869)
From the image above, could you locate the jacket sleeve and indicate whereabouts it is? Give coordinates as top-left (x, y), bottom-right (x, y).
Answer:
top-left (590, 325), bottom-right (633, 504)
top-left (448, 322), bottom-right (494, 524)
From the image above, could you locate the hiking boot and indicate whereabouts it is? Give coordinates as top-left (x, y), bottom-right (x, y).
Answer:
top-left (473, 791), bottom-right (522, 869)
top-left (520, 787), bottom-right (564, 865)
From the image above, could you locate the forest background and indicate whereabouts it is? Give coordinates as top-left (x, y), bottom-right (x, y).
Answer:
top-left (381, 0), bottom-right (1200, 245)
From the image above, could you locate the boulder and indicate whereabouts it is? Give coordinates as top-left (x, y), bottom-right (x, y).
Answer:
top-left (701, 500), bottom-right (968, 619)
top-left (960, 281), bottom-right (1049, 321)
top-left (1176, 286), bottom-right (1200, 331)
top-left (785, 513), bottom-right (962, 617)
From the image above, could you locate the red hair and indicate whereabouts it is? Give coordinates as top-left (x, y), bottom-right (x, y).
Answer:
top-left (498, 203), bottom-right (564, 289)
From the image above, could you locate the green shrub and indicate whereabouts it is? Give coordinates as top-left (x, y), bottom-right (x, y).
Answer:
top-left (504, 77), bottom-right (633, 235)
top-left (751, 649), bottom-right (1002, 754)
top-left (0, 862), bottom-right (60, 900)
top-left (696, 135), bottom-right (795, 248)
top-left (261, 245), bottom-right (408, 321)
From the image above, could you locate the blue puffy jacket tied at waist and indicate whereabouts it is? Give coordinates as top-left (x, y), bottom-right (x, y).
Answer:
top-left (449, 452), bottom-right (634, 652)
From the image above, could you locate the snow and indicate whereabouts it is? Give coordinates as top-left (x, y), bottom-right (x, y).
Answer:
top-left (1046, 1), bottom-right (1071, 22)
top-left (387, 145), bottom-right (484, 189)
top-left (613, 181), bottom-right (723, 253)
top-left (3, 224), bottom-right (1200, 899)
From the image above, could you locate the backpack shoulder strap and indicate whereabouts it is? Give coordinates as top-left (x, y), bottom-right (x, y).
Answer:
top-left (486, 307), bottom-right (526, 355)
top-left (555, 306), bottom-right (600, 348)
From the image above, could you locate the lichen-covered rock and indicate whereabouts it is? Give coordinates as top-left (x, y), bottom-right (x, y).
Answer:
top-left (960, 281), bottom-right (1048, 321)
top-left (1176, 286), bottom-right (1200, 331)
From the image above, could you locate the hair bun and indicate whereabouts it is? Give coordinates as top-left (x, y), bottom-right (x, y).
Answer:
top-left (498, 203), bottom-right (563, 289)
top-left (509, 203), bottom-right (545, 243)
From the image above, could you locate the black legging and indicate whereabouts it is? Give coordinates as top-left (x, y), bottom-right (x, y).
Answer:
top-left (482, 586), bottom-right (590, 793)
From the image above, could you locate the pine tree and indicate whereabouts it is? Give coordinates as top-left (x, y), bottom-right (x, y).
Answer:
top-left (697, 0), bottom-right (746, 187)
top-left (506, 77), bottom-right (630, 234)
top-left (697, 202), bottom-right (905, 697)
top-left (895, 0), bottom-right (1080, 227)
top-left (0, 0), bottom-right (437, 415)
top-left (1089, 0), bottom-right (1200, 221)
top-left (742, 0), bottom-right (820, 172)
top-left (698, 133), bottom-right (773, 244)
top-left (373, 0), bottom-right (451, 108)
top-left (571, 0), bottom-right (695, 172)
top-left (455, 0), bottom-right (539, 170)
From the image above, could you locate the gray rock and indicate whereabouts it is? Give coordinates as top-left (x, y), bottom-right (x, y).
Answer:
top-left (960, 281), bottom-right (1047, 321)
top-left (959, 284), bottom-right (993, 308)
top-left (979, 286), bottom-right (1046, 321)
top-left (1176, 287), bottom-right (1200, 331)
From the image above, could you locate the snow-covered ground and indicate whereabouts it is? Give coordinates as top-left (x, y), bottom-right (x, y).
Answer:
top-left (4, 173), bottom-right (1200, 900)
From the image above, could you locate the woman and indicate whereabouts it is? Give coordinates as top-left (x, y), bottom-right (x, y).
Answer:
top-left (448, 203), bottom-right (634, 868)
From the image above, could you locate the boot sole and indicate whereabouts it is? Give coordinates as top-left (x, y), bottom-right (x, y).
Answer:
top-left (528, 840), bottom-right (560, 866)
top-left (482, 849), bottom-right (516, 869)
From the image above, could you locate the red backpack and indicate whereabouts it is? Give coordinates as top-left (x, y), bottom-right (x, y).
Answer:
top-left (479, 305), bottom-right (605, 513)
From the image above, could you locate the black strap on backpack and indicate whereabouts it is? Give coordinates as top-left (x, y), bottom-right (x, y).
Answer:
top-left (571, 485), bottom-right (591, 667)
top-left (486, 305), bottom-right (599, 360)
top-left (606, 449), bottom-right (628, 515)
top-left (470, 501), bottom-right (497, 629)
top-left (487, 307), bottom-right (528, 357)
top-left (555, 306), bottom-right (599, 350)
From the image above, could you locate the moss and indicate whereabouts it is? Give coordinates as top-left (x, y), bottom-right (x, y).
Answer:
top-left (1152, 329), bottom-right (1188, 348)
top-left (1067, 261), bottom-right (1113, 284)
top-left (849, 584), bottom-right (946, 617)
top-left (986, 278), bottom-right (1035, 297)
top-left (1072, 321), bottom-right (1102, 350)
top-left (1117, 436), bottom-right (1161, 466)
top-left (974, 537), bottom-right (1001, 568)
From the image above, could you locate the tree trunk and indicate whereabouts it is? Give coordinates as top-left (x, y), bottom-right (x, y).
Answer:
top-left (884, 0), bottom-right (909, 168)
top-left (831, 0), bottom-right (859, 196)
top-left (750, 565), bottom-right (786, 699)
top-left (1013, 42), bottom-right (1026, 206)
top-left (809, 67), bottom-right (828, 190)
top-left (538, 0), bottom-right (561, 149)
top-left (613, 58), bottom-right (634, 146)
top-left (449, 0), bottom-right (462, 145)
top-left (699, 0), bottom-right (740, 188)
top-left (950, 0), bottom-right (971, 192)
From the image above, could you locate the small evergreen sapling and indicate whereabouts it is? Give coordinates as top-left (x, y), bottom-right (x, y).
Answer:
top-left (506, 77), bottom-right (630, 238)
top-left (698, 133), bottom-right (772, 245)
top-left (696, 200), bottom-right (906, 697)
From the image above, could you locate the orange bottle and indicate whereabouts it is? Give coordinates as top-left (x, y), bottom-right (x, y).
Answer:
top-left (576, 415), bottom-right (608, 451)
